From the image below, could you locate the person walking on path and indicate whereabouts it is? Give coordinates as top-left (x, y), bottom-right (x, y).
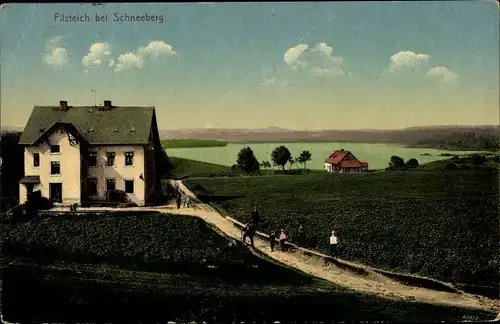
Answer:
top-left (242, 223), bottom-right (255, 247)
top-left (269, 231), bottom-right (276, 252)
top-left (279, 229), bottom-right (288, 252)
top-left (326, 230), bottom-right (339, 265)
top-left (298, 223), bottom-right (306, 246)
top-left (176, 191), bottom-right (182, 209)
top-left (251, 206), bottom-right (260, 228)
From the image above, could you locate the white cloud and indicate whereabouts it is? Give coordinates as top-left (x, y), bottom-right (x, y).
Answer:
top-left (388, 50), bottom-right (431, 73)
top-left (114, 52), bottom-right (144, 72)
top-left (82, 42), bottom-right (114, 69)
top-left (43, 36), bottom-right (70, 69)
top-left (425, 66), bottom-right (458, 85)
top-left (284, 44), bottom-right (309, 67)
top-left (114, 40), bottom-right (177, 72)
top-left (141, 40), bottom-right (177, 58)
top-left (283, 42), bottom-right (351, 80)
top-left (313, 42), bottom-right (333, 58)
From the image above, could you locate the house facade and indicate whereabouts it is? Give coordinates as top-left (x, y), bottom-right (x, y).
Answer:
top-left (18, 100), bottom-right (165, 206)
top-left (324, 149), bottom-right (369, 173)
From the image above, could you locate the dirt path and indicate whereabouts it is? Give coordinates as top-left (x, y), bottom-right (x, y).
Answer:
top-left (170, 180), bottom-right (499, 314)
top-left (49, 182), bottom-right (499, 314)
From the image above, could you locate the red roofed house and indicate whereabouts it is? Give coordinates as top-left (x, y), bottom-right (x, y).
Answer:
top-left (324, 149), bottom-right (368, 173)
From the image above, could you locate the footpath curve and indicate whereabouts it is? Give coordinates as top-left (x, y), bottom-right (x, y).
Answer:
top-left (171, 180), bottom-right (499, 314)
top-left (48, 180), bottom-right (499, 315)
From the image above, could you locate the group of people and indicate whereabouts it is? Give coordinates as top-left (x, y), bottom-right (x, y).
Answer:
top-left (175, 190), bottom-right (193, 209)
top-left (240, 207), bottom-right (340, 259)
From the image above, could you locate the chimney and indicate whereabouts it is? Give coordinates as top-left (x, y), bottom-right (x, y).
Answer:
top-left (59, 101), bottom-right (68, 111)
top-left (341, 149), bottom-right (344, 151)
top-left (104, 100), bottom-right (112, 109)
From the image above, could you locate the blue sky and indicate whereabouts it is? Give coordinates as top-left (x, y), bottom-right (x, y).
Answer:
top-left (1, 2), bottom-right (498, 130)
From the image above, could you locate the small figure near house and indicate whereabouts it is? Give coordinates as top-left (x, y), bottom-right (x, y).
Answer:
top-left (176, 191), bottom-right (182, 209)
top-left (251, 206), bottom-right (260, 228)
top-left (69, 203), bottom-right (78, 212)
top-left (297, 222), bottom-right (306, 246)
top-left (184, 195), bottom-right (191, 208)
top-left (326, 230), bottom-right (339, 265)
top-left (269, 231), bottom-right (276, 252)
top-left (279, 229), bottom-right (288, 251)
top-left (242, 223), bottom-right (255, 247)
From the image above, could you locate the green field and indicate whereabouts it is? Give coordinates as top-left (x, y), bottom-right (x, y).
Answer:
top-left (161, 139), bottom-right (228, 148)
top-left (185, 169), bottom-right (500, 288)
top-left (1, 212), bottom-right (495, 322)
top-left (169, 156), bottom-right (232, 179)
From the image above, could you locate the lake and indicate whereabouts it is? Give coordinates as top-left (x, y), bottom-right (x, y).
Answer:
top-left (165, 142), bottom-right (481, 170)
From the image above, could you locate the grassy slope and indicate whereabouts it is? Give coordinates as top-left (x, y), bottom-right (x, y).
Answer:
top-left (161, 139), bottom-right (227, 148)
top-left (1, 213), bottom-right (494, 322)
top-left (185, 169), bottom-right (500, 287)
top-left (168, 156), bottom-right (232, 179)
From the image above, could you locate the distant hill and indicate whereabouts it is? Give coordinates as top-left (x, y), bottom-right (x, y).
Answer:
top-left (157, 125), bottom-right (499, 151)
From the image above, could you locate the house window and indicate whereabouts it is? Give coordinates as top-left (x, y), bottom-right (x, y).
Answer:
top-left (87, 178), bottom-right (98, 196)
top-left (33, 153), bottom-right (40, 167)
top-left (50, 145), bottom-right (60, 154)
top-left (124, 180), bottom-right (134, 194)
top-left (106, 152), bottom-right (115, 166)
top-left (106, 178), bottom-right (116, 192)
top-left (125, 152), bottom-right (134, 166)
top-left (51, 161), bottom-right (60, 175)
top-left (89, 152), bottom-right (97, 167)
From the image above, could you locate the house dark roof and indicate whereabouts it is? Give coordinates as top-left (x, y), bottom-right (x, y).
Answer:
top-left (19, 106), bottom-right (155, 145)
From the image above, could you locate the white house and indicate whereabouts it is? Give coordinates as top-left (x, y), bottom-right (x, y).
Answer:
top-left (18, 100), bottom-right (165, 206)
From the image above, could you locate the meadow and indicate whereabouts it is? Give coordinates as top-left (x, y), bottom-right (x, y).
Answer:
top-left (1, 212), bottom-right (495, 322)
top-left (168, 156), bottom-right (232, 179)
top-left (165, 141), bottom-right (483, 170)
top-left (185, 168), bottom-right (500, 288)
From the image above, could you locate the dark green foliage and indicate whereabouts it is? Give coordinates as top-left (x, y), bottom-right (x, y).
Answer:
top-left (237, 147), bottom-right (260, 173)
top-left (471, 155), bottom-right (486, 165)
top-left (387, 155), bottom-right (406, 170)
top-left (406, 158), bottom-right (419, 169)
top-left (271, 146), bottom-right (292, 172)
top-left (414, 131), bottom-right (500, 151)
top-left (297, 150), bottom-right (312, 169)
top-left (1, 131), bottom-right (24, 210)
top-left (186, 170), bottom-right (500, 287)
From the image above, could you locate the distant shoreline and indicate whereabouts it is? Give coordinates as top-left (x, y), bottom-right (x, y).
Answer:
top-left (161, 138), bottom-right (497, 153)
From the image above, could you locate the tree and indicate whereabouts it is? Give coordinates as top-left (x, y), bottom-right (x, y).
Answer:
top-left (260, 160), bottom-right (271, 173)
top-left (297, 150), bottom-right (312, 169)
top-left (405, 158), bottom-right (419, 169)
top-left (237, 147), bottom-right (260, 173)
top-left (271, 146), bottom-right (292, 172)
top-left (388, 155), bottom-right (405, 170)
top-left (288, 157), bottom-right (295, 170)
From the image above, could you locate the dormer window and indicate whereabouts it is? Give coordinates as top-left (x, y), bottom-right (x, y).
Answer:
top-left (50, 145), bottom-right (60, 154)
top-left (39, 127), bottom-right (45, 133)
top-left (89, 127), bottom-right (94, 133)
top-left (113, 128), bottom-right (119, 132)
top-left (130, 127), bottom-right (135, 132)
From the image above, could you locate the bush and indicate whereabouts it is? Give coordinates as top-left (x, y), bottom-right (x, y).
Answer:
top-left (444, 162), bottom-right (459, 170)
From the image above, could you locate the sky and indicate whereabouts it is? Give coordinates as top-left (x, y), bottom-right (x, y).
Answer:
top-left (0, 2), bottom-right (498, 130)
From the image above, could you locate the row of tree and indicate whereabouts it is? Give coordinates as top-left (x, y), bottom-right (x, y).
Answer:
top-left (414, 132), bottom-right (499, 151)
top-left (236, 145), bottom-right (312, 173)
top-left (386, 156), bottom-right (419, 171)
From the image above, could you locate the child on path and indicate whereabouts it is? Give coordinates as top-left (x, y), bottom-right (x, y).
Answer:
top-left (269, 231), bottom-right (276, 252)
top-left (251, 206), bottom-right (260, 228)
top-left (326, 230), bottom-right (339, 265)
top-left (176, 192), bottom-right (182, 209)
top-left (279, 229), bottom-right (288, 252)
